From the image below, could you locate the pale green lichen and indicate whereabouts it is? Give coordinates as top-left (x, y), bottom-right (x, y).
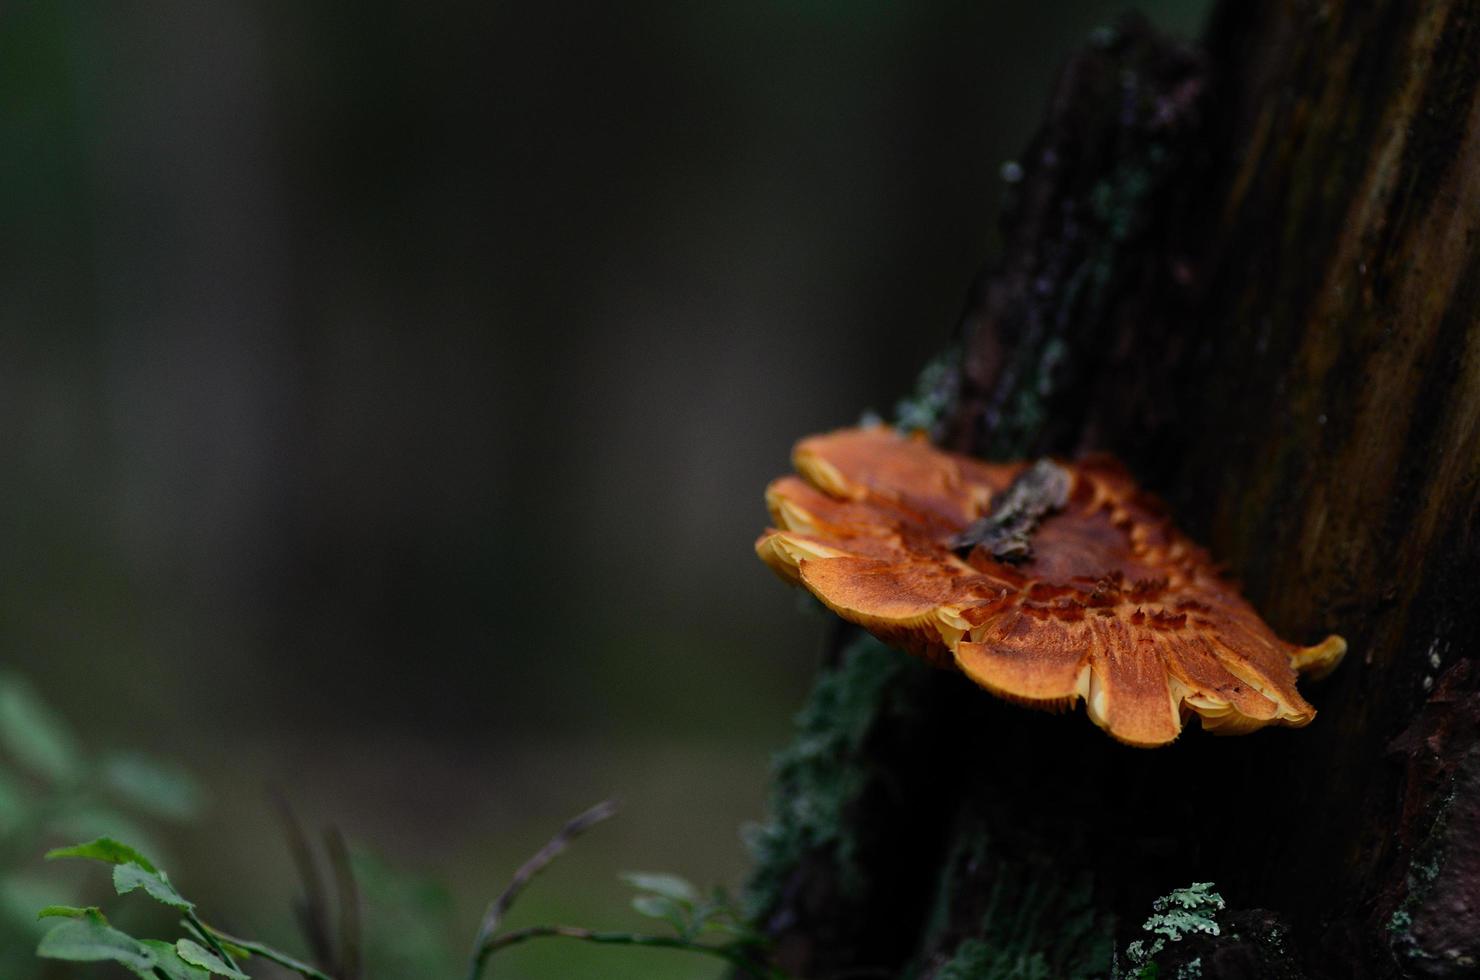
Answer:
top-left (1122, 882), bottom-right (1225, 979)
top-left (893, 345), bottom-right (963, 439)
top-left (1386, 781), bottom-right (1462, 969)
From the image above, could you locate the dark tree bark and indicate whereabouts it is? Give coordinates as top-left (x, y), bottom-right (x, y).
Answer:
top-left (744, 3), bottom-right (1480, 978)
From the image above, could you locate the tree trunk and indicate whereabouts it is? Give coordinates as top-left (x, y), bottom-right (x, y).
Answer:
top-left (743, 2), bottom-right (1480, 977)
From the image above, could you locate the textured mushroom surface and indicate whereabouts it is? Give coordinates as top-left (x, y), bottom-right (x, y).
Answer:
top-left (756, 425), bottom-right (1346, 747)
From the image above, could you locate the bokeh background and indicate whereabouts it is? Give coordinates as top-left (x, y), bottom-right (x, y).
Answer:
top-left (3, 2), bottom-right (1211, 977)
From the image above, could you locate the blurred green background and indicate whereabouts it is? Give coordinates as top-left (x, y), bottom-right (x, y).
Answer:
top-left (1, 2), bottom-right (1211, 977)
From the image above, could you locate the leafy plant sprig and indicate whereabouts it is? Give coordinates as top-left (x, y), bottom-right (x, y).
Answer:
top-left (35, 803), bottom-right (788, 980)
top-left (465, 800), bottom-right (786, 980)
top-left (8, 672), bottom-right (786, 978)
top-left (0, 672), bottom-right (202, 979)
top-left (38, 835), bottom-right (320, 980)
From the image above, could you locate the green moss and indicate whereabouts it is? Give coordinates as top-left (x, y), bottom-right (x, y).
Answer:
top-left (741, 634), bottom-right (917, 921)
top-left (912, 818), bottom-right (1111, 980)
top-left (915, 825), bottom-right (993, 951)
top-left (934, 938), bottom-right (1051, 980)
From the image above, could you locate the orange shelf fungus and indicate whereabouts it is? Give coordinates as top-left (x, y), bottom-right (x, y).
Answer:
top-left (756, 425), bottom-right (1346, 747)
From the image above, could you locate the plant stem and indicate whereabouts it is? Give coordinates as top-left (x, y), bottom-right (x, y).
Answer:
top-left (186, 911), bottom-right (243, 974)
top-left (465, 799), bottom-right (617, 980)
top-left (201, 925), bottom-right (337, 980)
top-left (324, 827), bottom-right (362, 980)
top-left (477, 925), bottom-right (786, 980)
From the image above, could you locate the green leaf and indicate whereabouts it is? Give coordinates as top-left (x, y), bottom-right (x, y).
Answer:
top-left (690, 908), bottom-right (765, 945)
top-left (114, 862), bottom-right (195, 912)
top-left (621, 871), bottom-right (699, 903)
top-left (624, 871), bottom-right (699, 935)
top-left (51, 806), bottom-right (164, 862)
top-left (46, 836), bottom-right (159, 873)
top-left (102, 753), bottom-right (203, 821)
top-left (0, 673), bottom-right (81, 784)
top-left (37, 904), bottom-right (96, 919)
top-left (141, 940), bottom-right (211, 980)
top-left (36, 909), bottom-right (155, 976)
top-left (632, 893), bottom-right (690, 933)
top-left (176, 938), bottom-right (250, 979)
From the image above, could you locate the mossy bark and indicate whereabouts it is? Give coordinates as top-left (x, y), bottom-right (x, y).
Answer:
top-left (745, 3), bottom-right (1480, 978)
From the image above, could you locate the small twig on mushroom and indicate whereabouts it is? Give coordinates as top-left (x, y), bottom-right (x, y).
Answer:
top-left (950, 457), bottom-right (1072, 561)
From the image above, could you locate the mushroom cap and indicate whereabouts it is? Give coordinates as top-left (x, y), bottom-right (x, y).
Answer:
top-left (756, 425), bottom-right (1346, 747)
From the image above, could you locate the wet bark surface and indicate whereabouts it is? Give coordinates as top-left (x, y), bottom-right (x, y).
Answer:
top-left (746, 2), bottom-right (1480, 977)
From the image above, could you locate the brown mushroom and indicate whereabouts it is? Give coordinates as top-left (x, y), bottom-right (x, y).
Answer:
top-left (756, 425), bottom-right (1346, 747)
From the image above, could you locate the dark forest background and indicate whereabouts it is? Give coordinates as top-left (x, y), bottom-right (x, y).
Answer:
top-left (2, 3), bottom-right (1210, 977)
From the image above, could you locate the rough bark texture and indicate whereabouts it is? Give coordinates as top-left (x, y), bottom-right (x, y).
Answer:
top-left (744, 2), bottom-right (1480, 977)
